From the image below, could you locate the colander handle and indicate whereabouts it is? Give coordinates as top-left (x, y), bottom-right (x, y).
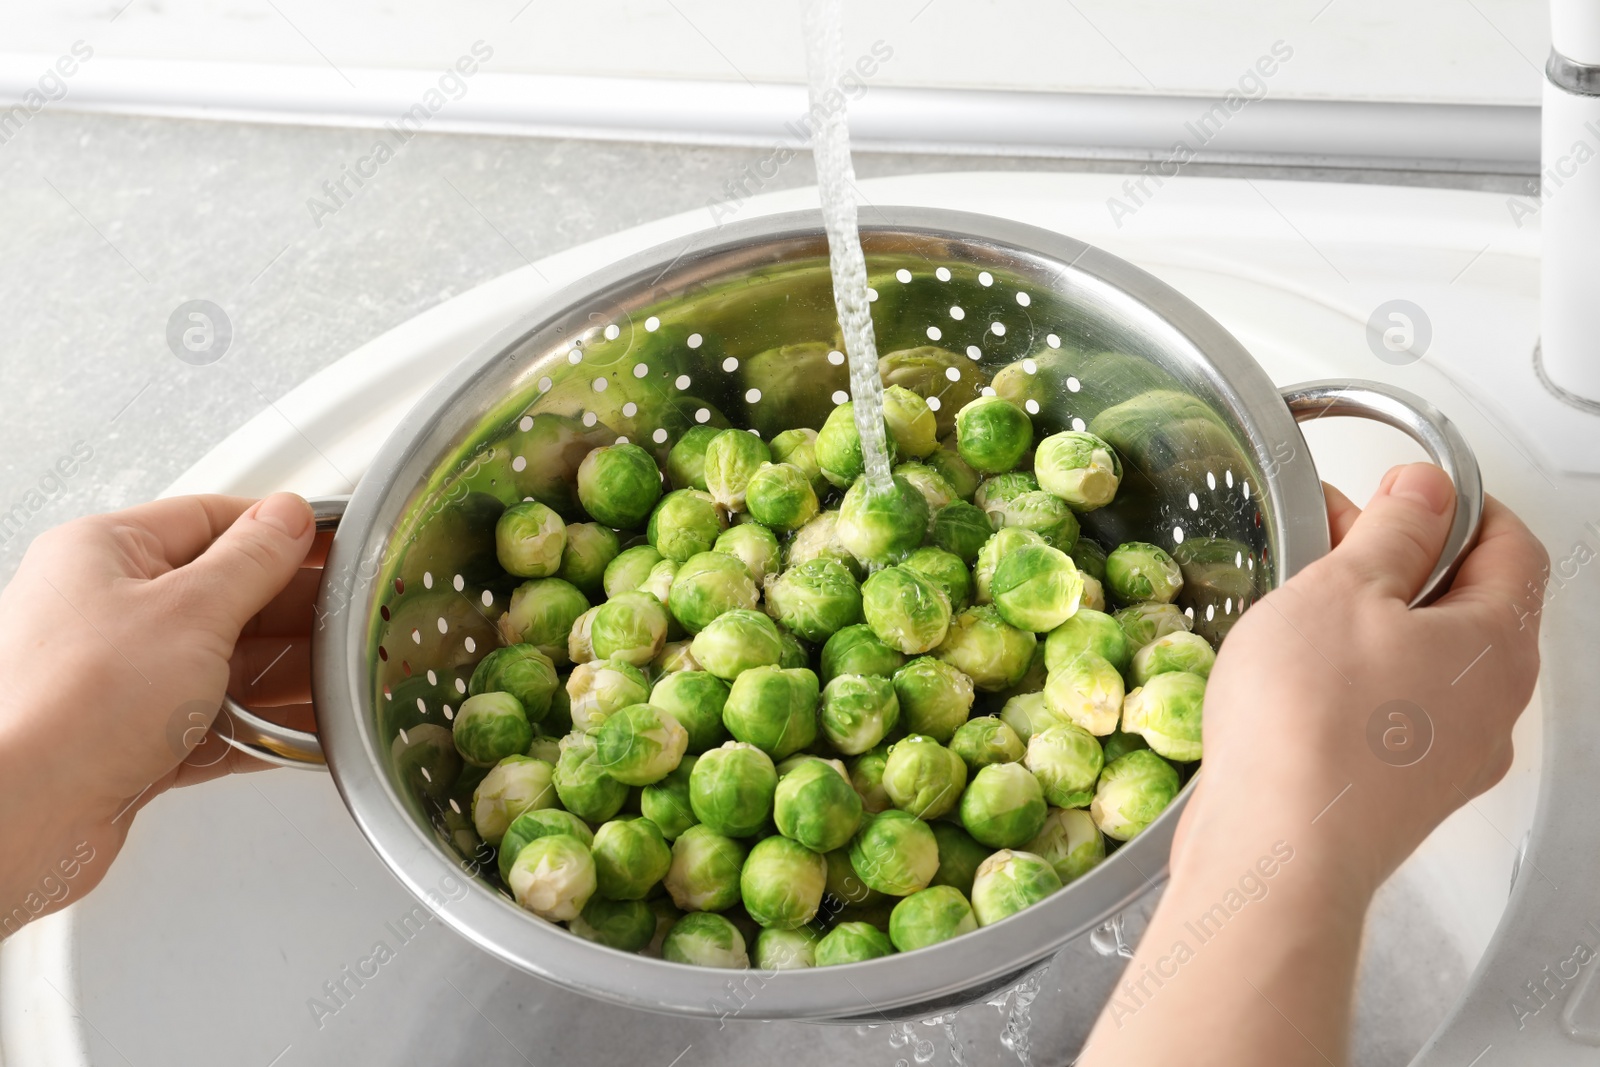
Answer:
top-left (1281, 380), bottom-right (1484, 607)
top-left (214, 496), bottom-right (349, 771)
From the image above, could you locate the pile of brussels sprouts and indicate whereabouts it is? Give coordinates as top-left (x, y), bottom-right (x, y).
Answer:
top-left (449, 365), bottom-right (1211, 970)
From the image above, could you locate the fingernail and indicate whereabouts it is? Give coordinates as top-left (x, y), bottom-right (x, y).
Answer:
top-left (1385, 464), bottom-right (1453, 516)
top-left (252, 493), bottom-right (313, 537)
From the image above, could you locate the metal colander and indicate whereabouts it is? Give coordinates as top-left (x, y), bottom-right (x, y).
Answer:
top-left (224, 206), bottom-right (1479, 1021)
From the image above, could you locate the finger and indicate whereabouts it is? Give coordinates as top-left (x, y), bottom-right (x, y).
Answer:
top-left (239, 566), bottom-right (323, 639)
top-left (229, 637), bottom-right (311, 706)
top-left (101, 495), bottom-right (258, 568)
top-left (1322, 482), bottom-right (1361, 547)
top-left (159, 493), bottom-right (316, 635)
top-left (1431, 495), bottom-right (1550, 626)
top-left (1326, 463), bottom-right (1457, 603)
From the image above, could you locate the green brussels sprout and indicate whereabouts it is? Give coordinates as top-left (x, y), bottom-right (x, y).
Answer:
top-left (894, 462), bottom-right (957, 518)
top-left (861, 565), bottom-right (952, 655)
top-left (847, 743), bottom-right (893, 813)
top-left (1000, 642), bottom-right (1049, 699)
top-left (974, 471), bottom-right (1039, 511)
top-left (646, 895), bottom-right (683, 955)
top-left (822, 847), bottom-right (883, 909)
top-left (498, 807), bottom-right (594, 883)
top-left (497, 578), bottom-right (591, 665)
top-left (453, 692), bottom-right (533, 768)
top-left (820, 624), bottom-right (906, 685)
top-left (639, 559), bottom-right (679, 609)
top-left (690, 608), bottom-right (784, 680)
top-left (774, 757), bottom-right (864, 852)
top-left (689, 741), bottom-right (778, 837)
top-left (1101, 729), bottom-right (1149, 763)
top-left (970, 849), bottom-right (1062, 926)
top-left (527, 733), bottom-right (562, 764)
top-left (816, 402), bottom-right (897, 489)
top-left (740, 836), bottom-right (827, 929)
top-left (552, 731), bottom-right (629, 823)
top-left (837, 476), bottom-right (929, 566)
top-left (988, 490), bottom-right (1080, 550)
top-left (495, 500), bottom-right (567, 578)
top-left (593, 703), bottom-right (688, 785)
top-left (1070, 538), bottom-right (1109, 583)
top-left (997, 691), bottom-right (1069, 744)
top-left (506, 412), bottom-right (609, 519)
top-left (1080, 575), bottom-right (1106, 612)
top-left (661, 911), bottom-right (749, 968)
top-left (973, 527), bottom-right (1047, 605)
top-left (667, 551), bottom-right (759, 634)
top-left (1091, 749), bottom-right (1181, 840)
top-left (1113, 603), bottom-right (1194, 650)
top-left (1129, 632), bottom-right (1216, 686)
top-left (889, 885), bottom-right (978, 951)
top-left (924, 444), bottom-right (980, 502)
top-left (814, 921), bottom-right (895, 966)
top-left (578, 443), bottom-right (663, 528)
top-left (959, 762), bottom-right (1049, 848)
top-left (848, 809), bottom-right (939, 896)
top-left (765, 558), bottom-right (863, 642)
top-left (955, 396), bottom-right (1033, 474)
top-left (931, 501), bottom-right (992, 563)
top-left (570, 896), bottom-right (656, 952)
top-left (652, 640), bottom-right (701, 675)
top-left (775, 626), bottom-right (810, 669)
top-left (1121, 671), bottom-right (1206, 761)
top-left (589, 590), bottom-right (670, 667)
top-left (663, 823), bottom-right (748, 911)
top-left (650, 671), bottom-right (730, 754)
top-left (713, 522), bottom-right (781, 586)
top-left (603, 544), bottom-right (665, 598)
top-left (544, 684), bottom-right (574, 737)
top-left (648, 489), bottom-right (728, 563)
top-left (556, 522), bottom-right (621, 597)
top-left (1105, 542), bottom-right (1184, 605)
top-left (949, 715), bottom-right (1025, 772)
top-left (1025, 807), bottom-right (1106, 885)
top-left (469, 645), bottom-right (559, 722)
top-left (820, 673), bottom-right (900, 755)
top-left (566, 658), bottom-right (652, 733)
top-left (471, 755), bottom-right (556, 844)
top-left (769, 427), bottom-right (828, 497)
top-left (928, 821), bottom-right (994, 897)
top-left (754, 927), bottom-right (817, 970)
top-left (1035, 431), bottom-right (1122, 511)
top-left (591, 817), bottom-right (673, 900)
top-left (745, 462), bottom-right (821, 532)
top-left (786, 510), bottom-right (863, 579)
top-left (704, 429), bottom-right (772, 512)
top-left (902, 546), bottom-right (972, 611)
top-left (507, 834), bottom-right (596, 921)
top-left (882, 384), bottom-right (939, 458)
top-left (878, 347), bottom-right (987, 436)
top-left (568, 606), bottom-right (599, 665)
top-left (883, 734), bottom-right (967, 820)
top-left (934, 605), bottom-right (1038, 692)
top-left (1044, 608), bottom-right (1132, 676)
top-left (666, 424), bottom-right (723, 491)
top-left (989, 544), bottom-right (1083, 634)
top-left (1043, 650), bottom-right (1125, 736)
top-left (1025, 724), bottom-right (1105, 807)
top-left (892, 657), bottom-right (975, 743)
top-left (640, 756), bottom-right (700, 840)
top-left (722, 665), bottom-right (819, 760)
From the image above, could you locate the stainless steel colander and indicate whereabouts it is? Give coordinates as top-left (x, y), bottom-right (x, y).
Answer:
top-left (221, 207), bottom-right (1480, 1021)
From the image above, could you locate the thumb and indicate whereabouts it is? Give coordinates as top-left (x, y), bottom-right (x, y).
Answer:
top-left (173, 493), bottom-right (315, 633)
top-left (1326, 463), bottom-right (1455, 603)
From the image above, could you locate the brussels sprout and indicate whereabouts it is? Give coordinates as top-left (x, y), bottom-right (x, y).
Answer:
top-left (931, 501), bottom-right (992, 563)
top-left (959, 762), bottom-right (1049, 848)
top-left (1070, 538), bottom-right (1109, 583)
top-left (889, 885), bottom-right (978, 951)
top-left (1106, 542), bottom-right (1184, 605)
top-left (974, 527), bottom-right (1047, 605)
top-left (988, 490), bottom-right (1080, 550)
top-left (1025, 808), bottom-right (1106, 885)
top-left (1114, 603), bottom-right (1194, 650)
top-left (820, 673), bottom-right (900, 756)
top-left (1043, 650), bottom-right (1125, 736)
top-left (453, 693), bottom-right (534, 767)
top-left (894, 462), bottom-right (957, 519)
top-left (495, 500), bottom-right (567, 578)
top-left (902, 546), bottom-right (972, 612)
top-left (974, 471), bottom-right (1040, 512)
top-left (878, 347), bottom-right (986, 436)
top-left (848, 744), bottom-right (894, 813)
top-left (664, 551), bottom-right (757, 635)
top-left (1121, 671), bottom-right (1206, 761)
top-left (571, 896), bottom-right (656, 952)
top-left (764, 558), bottom-right (863, 642)
top-left (497, 578), bottom-right (591, 665)
top-left (594, 703), bottom-right (688, 785)
top-left (883, 735), bottom-right (967, 820)
top-left (703, 430), bottom-right (772, 512)
top-left (1044, 608), bottom-right (1132, 676)
top-left (1091, 749), bottom-right (1181, 840)
top-left (816, 402), bottom-right (896, 488)
top-left (527, 734), bottom-right (562, 764)
top-left (566, 658), bottom-right (652, 733)
top-left (837, 476), bottom-right (929, 566)
top-left (646, 896), bottom-right (683, 955)
top-left (690, 608), bottom-right (785, 680)
top-left (786, 510), bottom-right (863, 579)
top-left (471, 755), bottom-right (556, 844)
top-left (990, 544), bottom-right (1083, 633)
top-left (769, 427), bottom-right (827, 496)
top-left (773, 757), bottom-right (864, 852)
top-left (591, 817), bottom-right (672, 900)
top-left (970, 849), bottom-right (1062, 926)
top-left (722, 665), bottom-right (819, 760)
top-left (1035, 431), bottom-right (1122, 511)
top-left (820, 624), bottom-right (906, 685)
top-left (666, 425), bottom-right (723, 491)
top-left (924, 444), bottom-right (980, 502)
top-left (640, 756), bottom-right (700, 840)
top-left (638, 560), bottom-right (678, 609)
top-left (506, 412), bottom-right (608, 518)
top-left (892, 657), bottom-right (975, 743)
top-left (950, 716), bottom-right (1025, 771)
top-left (556, 522), bottom-right (621, 596)
top-left (861, 566), bottom-right (952, 655)
top-left (498, 807), bottom-right (594, 883)
top-left (744, 462), bottom-right (820, 532)
top-left (815, 921), bottom-right (895, 966)
top-left (588, 591), bottom-right (670, 667)
top-left (648, 489), bottom-right (728, 563)
top-left (882, 384), bottom-right (938, 459)
top-left (652, 641), bottom-right (698, 676)
top-left (739, 836), bottom-right (827, 929)
top-left (1101, 729), bottom-right (1149, 763)
top-left (775, 626), bottom-right (810, 670)
top-left (508, 834), bottom-right (597, 921)
top-left (1000, 642), bottom-right (1049, 700)
top-left (650, 671), bottom-right (731, 754)
top-left (997, 691), bottom-right (1068, 745)
top-left (578, 443), bottom-right (662, 528)
top-left (604, 544), bottom-right (666, 598)
top-left (754, 927), bottom-right (817, 970)
top-left (934, 605), bottom-right (1038, 692)
top-left (1080, 575), bottom-right (1106, 612)
top-left (822, 847), bottom-right (883, 909)
top-left (928, 821), bottom-right (994, 897)
top-left (689, 741), bottom-right (779, 838)
top-left (567, 606), bottom-right (599, 665)
top-left (713, 522), bottom-right (782, 586)
top-left (1129, 632), bottom-right (1216, 686)
top-left (661, 911), bottom-right (749, 968)
top-left (469, 645), bottom-right (559, 722)
top-left (661, 823), bottom-right (746, 912)
top-left (848, 809), bottom-right (939, 896)
top-left (1025, 724), bottom-right (1105, 808)
top-left (955, 396), bottom-right (1032, 474)
top-left (552, 732), bottom-right (629, 823)
top-left (544, 684), bottom-right (574, 737)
